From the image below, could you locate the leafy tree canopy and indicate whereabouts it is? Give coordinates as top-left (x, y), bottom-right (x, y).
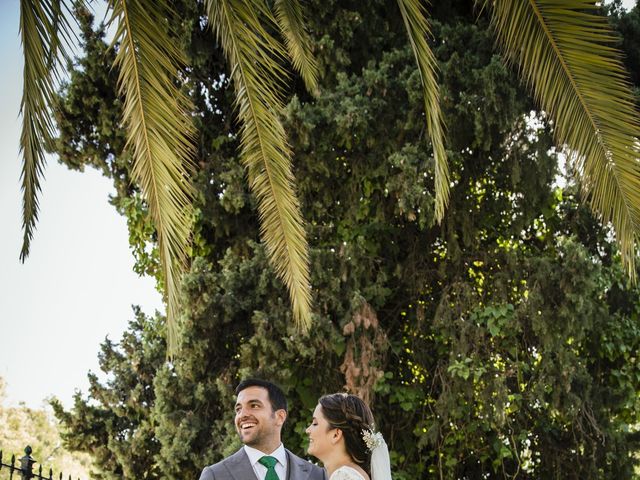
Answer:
top-left (0, 378), bottom-right (91, 478)
top-left (51, 1), bottom-right (640, 478)
top-left (18, 0), bottom-right (640, 353)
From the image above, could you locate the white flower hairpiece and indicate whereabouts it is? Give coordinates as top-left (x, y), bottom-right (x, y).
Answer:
top-left (362, 428), bottom-right (384, 451)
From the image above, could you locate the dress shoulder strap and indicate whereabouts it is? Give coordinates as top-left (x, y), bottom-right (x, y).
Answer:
top-left (329, 466), bottom-right (367, 480)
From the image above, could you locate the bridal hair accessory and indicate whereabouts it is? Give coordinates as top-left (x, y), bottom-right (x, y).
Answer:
top-left (362, 428), bottom-right (392, 480)
top-left (362, 428), bottom-right (384, 451)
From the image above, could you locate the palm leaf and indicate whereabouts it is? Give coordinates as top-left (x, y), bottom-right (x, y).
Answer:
top-left (109, 0), bottom-right (196, 353)
top-left (19, 0), bottom-right (75, 261)
top-left (274, 0), bottom-right (319, 94)
top-left (207, 0), bottom-right (312, 330)
top-left (489, 0), bottom-right (640, 277)
top-left (397, 0), bottom-right (449, 223)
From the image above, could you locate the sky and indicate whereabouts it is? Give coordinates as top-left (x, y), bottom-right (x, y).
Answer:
top-left (0, 0), bottom-right (163, 409)
top-left (0, 0), bottom-right (637, 410)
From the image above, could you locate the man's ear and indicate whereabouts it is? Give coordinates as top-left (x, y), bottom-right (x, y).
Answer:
top-left (275, 409), bottom-right (287, 426)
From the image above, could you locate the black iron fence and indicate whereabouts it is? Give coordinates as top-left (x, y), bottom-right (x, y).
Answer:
top-left (0, 446), bottom-right (80, 480)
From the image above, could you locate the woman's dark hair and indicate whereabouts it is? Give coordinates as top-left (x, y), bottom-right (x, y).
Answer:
top-left (319, 393), bottom-right (375, 475)
top-left (235, 378), bottom-right (288, 413)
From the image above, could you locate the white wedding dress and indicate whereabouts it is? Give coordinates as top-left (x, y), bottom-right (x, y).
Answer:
top-left (329, 466), bottom-right (367, 480)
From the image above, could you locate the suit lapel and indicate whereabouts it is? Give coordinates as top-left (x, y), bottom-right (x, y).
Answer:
top-left (224, 448), bottom-right (259, 480)
top-left (286, 450), bottom-right (313, 480)
top-left (223, 447), bottom-right (316, 480)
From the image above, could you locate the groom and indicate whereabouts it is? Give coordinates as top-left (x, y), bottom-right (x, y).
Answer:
top-left (199, 378), bottom-right (326, 480)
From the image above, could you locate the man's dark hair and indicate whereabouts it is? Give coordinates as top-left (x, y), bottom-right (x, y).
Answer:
top-left (235, 378), bottom-right (288, 413)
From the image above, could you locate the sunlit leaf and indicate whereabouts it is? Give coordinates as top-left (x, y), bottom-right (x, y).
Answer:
top-left (274, 0), bottom-right (319, 94)
top-left (207, 0), bottom-right (312, 331)
top-left (489, 0), bottom-right (640, 277)
top-left (397, 0), bottom-right (449, 223)
top-left (109, 0), bottom-right (197, 353)
top-left (19, 0), bottom-right (75, 260)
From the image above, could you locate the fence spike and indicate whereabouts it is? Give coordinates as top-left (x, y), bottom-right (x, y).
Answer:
top-left (1, 447), bottom-right (78, 480)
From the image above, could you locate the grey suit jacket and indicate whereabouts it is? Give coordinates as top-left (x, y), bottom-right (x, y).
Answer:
top-left (199, 447), bottom-right (327, 480)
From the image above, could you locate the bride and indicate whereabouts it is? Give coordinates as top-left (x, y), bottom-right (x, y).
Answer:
top-left (305, 393), bottom-right (392, 480)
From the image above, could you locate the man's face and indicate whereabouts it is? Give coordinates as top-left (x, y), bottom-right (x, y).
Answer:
top-left (234, 386), bottom-right (286, 451)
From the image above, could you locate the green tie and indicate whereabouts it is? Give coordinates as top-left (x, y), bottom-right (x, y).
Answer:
top-left (258, 455), bottom-right (279, 480)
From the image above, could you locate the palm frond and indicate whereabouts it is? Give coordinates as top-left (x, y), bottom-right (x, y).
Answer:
top-left (207, 0), bottom-right (313, 330)
top-left (109, 0), bottom-right (197, 353)
top-left (489, 0), bottom-right (640, 278)
top-left (274, 0), bottom-right (319, 94)
top-left (19, 0), bottom-right (75, 261)
top-left (397, 0), bottom-right (449, 223)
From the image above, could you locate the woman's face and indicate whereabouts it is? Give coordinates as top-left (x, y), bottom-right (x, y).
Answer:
top-left (305, 404), bottom-right (337, 460)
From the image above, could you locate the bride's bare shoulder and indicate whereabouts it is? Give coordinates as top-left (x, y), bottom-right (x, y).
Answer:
top-left (329, 466), bottom-right (370, 480)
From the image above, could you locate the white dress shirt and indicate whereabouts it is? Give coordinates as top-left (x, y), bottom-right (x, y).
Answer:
top-left (244, 444), bottom-right (288, 480)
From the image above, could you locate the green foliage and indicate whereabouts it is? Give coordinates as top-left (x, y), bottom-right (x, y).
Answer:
top-left (51, 1), bottom-right (640, 479)
top-left (51, 308), bottom-right (166, 479)
top-left (0, 378), bottom-right (91, 478)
